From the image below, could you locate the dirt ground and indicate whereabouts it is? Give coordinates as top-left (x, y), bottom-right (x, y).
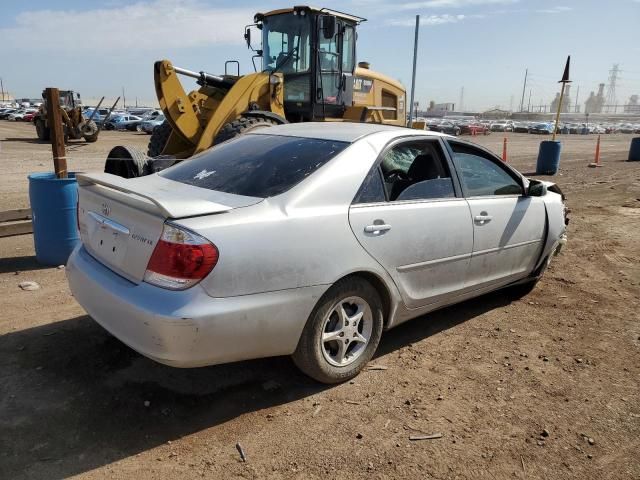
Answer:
top-left (1, 121), bottom-right (639, 480)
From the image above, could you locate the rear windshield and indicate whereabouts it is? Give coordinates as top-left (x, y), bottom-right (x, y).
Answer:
top-left (161, 134), bottom-right (349, 198)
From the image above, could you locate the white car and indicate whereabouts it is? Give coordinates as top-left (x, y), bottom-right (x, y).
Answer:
top-left (8, 109), bottom-right (37, 121)
top-left (490, 121), bottom-right (514, 132)
top-left (67, 123), bottom-right (568, 383)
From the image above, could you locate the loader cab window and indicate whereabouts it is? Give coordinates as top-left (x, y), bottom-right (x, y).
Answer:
top-left (317, 18), bottom-right (341, 105)
top-left (341, 25), bottom-right (355, 73)
top-left (263, 13), bottom-right (312, 107)
top-left (263, 14), bottom-right (311, 74)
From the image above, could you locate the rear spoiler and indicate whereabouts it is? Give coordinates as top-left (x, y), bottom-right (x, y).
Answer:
top-left (77, 173), bottom-right (260, 218)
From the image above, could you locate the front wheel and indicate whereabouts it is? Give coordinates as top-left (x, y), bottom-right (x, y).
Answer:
top-left (292, 277), bottom-right (384, 384)
top-left (147, 121), bottom-right (172, 157)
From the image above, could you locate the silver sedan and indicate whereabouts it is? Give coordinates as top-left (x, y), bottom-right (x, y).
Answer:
top-left (67, 123), bottom-right (567, 383)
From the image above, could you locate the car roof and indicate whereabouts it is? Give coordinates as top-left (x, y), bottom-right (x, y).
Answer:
top-left (250, 122), bottom-right (446, 143)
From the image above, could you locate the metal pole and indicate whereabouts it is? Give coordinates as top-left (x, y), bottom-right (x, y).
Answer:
top-left (96, 96), bottom-right (121, 134)
top-left (519, 68), bottom-right (528, 112)
top-left (527, 89), bottom-right (532, 112)
top-left (0, 77), bottom-right (4, 102)
top-left (408, 15), bottom-right (420, 128)
top-left (574, 85), bottom-right (580, 113)
top-left (552, 82), bottom-right (566, 141)
top-left (86, 96), bottom-right (105, 124)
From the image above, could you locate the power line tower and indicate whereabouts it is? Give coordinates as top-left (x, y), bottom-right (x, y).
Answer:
top-left (605, 64), bottom-right (620, 112)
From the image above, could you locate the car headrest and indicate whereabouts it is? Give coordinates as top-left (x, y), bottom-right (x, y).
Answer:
top-left (407, 154), bottom-right (441, 181)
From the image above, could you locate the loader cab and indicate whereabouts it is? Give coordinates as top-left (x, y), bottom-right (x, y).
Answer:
top-left (253, 6), bottom-right (363, 121)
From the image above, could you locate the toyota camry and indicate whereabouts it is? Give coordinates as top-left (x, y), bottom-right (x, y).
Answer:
top-left (67, 123), bottom-right (567, 383)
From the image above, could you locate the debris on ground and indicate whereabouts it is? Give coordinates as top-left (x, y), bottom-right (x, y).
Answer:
top-left (235, 442), bottom-right (247, 462)
top-left (18, 281), bottom-right (40, 291)
top-left (368, 365), bottom-right (388, 371)
top-left (409, 433), bottom-right (443, 441)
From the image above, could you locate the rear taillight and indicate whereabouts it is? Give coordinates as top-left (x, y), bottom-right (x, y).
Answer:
top-left (144, 223), bottom-right (218, 290)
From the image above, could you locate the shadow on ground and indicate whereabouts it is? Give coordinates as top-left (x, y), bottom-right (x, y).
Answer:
top-left (0, 291), bottom-right (511, 479)
top-left (0, 255), bottom-right (52, 274)
top-left (2, 137), bottom-right (49, 144)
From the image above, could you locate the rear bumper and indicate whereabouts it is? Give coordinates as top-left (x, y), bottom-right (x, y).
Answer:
top-left (67, 246), bottom-right (327, 367)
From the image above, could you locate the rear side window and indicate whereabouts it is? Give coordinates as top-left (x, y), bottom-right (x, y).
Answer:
top-left (161, 134), bottom-right (349, 198)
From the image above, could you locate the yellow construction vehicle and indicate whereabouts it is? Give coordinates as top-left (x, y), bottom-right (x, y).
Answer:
top-left (34, 90), bottom-right (100, 143)
top-left (105, 6), bottom-right (406, 178)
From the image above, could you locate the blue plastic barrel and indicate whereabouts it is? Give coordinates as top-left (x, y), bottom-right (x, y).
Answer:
top-left (629, 137), bottom-right (640, 162)
top-left (28, 172), bottom-right (80, 265)
top-left (536, 141), bottom-right (562, 175)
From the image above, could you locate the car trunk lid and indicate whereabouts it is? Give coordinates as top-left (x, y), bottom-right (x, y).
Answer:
top-left (76, 173), bottom-right (262, 283)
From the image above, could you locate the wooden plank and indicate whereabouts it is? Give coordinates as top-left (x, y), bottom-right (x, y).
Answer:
top-left (45, 87), bottom-right (68, 179)
top-left (0, 220), bottom-right (33, 238)
top-left (0, 208), bottom-right (32, 223)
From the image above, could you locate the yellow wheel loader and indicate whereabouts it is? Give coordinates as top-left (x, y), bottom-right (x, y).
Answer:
top-left (34, 90), bottom-right (100, 143)
top-left (105, 6), bottom-right (407, 178)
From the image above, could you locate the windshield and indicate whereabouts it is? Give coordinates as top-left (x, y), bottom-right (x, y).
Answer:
top-left (262, 13), bottom-right (311, 73)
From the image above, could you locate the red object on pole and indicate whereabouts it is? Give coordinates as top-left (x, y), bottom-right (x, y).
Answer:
top-left (589, 135), bottom-right (602, 168)
top-left (502, 137), bottom-right (508, 162)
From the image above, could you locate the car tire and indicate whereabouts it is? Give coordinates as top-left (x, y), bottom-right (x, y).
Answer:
top-left (292, 277), bottom-right (384, 384)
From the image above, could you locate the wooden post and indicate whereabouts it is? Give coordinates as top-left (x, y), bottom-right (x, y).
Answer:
top-left (552, 56), bottom-right (571, 142)
top-left (44, 88), bottom-right (67, 179)
top-left (551, 82), bottom-right (566, 142)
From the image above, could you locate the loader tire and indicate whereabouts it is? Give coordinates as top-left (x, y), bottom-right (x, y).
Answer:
top-left (35, 119), bottom-right (50, 141)
top-left (214, 115), bottom-right (279, 145)
top-left (82, 120), bottom-right (99, 143)
top-left (104, 145), bottom-right (150, 179)
top-left (147, 121), bottom-right (172, 157)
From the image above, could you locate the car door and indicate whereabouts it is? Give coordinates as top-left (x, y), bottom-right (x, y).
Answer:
top-left (446, 140), bottom-right (546, 289)
top-left (349, 137), bottom-right (473, 309)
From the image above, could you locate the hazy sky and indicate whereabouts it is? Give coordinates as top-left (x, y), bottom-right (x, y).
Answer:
top-left (0, 0), bottom-right (638, 111)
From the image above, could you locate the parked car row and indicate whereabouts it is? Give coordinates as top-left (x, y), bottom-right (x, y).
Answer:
top-left (94, 108), bottom-right (164, 132)
top-left (421, 118), bottom-right (490, 136)
top-left (414, 116), bottom-right (640, 136)
top-left (0, 105), bottom-right (166, 136)
top-left (0, 107), bottom-right (38, 121)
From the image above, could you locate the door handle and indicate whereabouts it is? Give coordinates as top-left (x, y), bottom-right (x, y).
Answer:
top-left (364, 224), bottom-right (392, 234)
top-left (474, 214), bottom-right (493, 224)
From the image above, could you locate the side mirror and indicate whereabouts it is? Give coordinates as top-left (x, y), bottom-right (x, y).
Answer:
top-left (320, 15), bottom-right (336, 39)
top-left (527, 180), bottom-right (547, 197)
top-left (244, 26), bottom-right (251, 49)
top-left (244, 24), bottom-right (261, 51)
